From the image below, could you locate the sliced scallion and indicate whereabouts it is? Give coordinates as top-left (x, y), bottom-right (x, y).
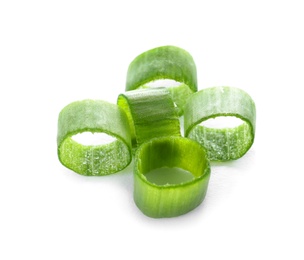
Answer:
top-left (184, 86), bottom-right (256, 161)
top-left (117, 88), bottom-right (181, 151)
top-left (134, 136), bottom-right (211, 218)
top-left (126, 45), bottom-right (197, 115)
top-left (57, 100), bottom-right (132, 176)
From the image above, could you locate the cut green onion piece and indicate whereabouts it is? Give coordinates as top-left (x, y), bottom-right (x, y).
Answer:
top-left (134, 136), bottom-right (210, 218)
top-left (57, 100), bottom-right (132, 176)
top-left (117, 88), bottom-right (181, 151)
top-left (184, 86), bottom-right (256, 161)
top-left (126, 45), bottom-right (197, 115)
top-left (140, 83), bottom-right (194, 116)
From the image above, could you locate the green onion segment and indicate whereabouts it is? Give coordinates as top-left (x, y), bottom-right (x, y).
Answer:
top-left (134, 136), bottom-right (211, 218)
top-left (126, 45), bottom-right (198, 115)
top-left (117, 88), bottom-right (181, 151)
top-left (184, 86), bottom-right (256, 161)
top-left (57, 100), bottom-right (132, 176)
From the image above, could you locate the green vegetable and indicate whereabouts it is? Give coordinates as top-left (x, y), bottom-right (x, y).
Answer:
top-left (134, 136), bottom-right (210, 218)
top-left (184, 86), bottom-right (256, 161)
top-left (56, 45), bottom-right (257, 219)
top-left (117, 88), bottom-right (181, 151)
top-left (126, 45), bottom-right (197, 115)
top-left (57, 100), bottom-right (132, 175)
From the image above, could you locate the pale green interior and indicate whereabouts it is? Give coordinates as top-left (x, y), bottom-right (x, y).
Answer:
top-left (145, 167), bottom-right (194, 185)
top-left (188, 122), bottom-right (253, 161)
top-left (137, 137), bottom-right (208, 183)
top-left (59, 136), bottom-right (131, 176)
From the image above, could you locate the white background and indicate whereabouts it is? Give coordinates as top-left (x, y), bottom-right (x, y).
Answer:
top-left (1, 0), bottom-right (303, 259)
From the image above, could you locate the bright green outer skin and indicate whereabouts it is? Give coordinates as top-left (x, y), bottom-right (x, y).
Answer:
top-left (117, 88), bottom-right (181, 151)
top-left (134, 136), bottom-right (211, 218)
top-left (126, 45), bottom-right (197, 115)
top-left (184, 87), bottom-right (256, 161)
top-left (57, 100), bottom-right (132, 176)
top-left (139, 83), bottom-right (194, 115)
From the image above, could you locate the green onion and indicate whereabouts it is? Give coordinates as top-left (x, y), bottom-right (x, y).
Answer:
top-left (126, 45), bottom-right (197, 115)
top-left (117, 88), bottom-right (181, 151)
top-left (56, 44), bottom-right (257, 219)
top-left (184, 86), bottom-right (256, 161)
top-left (134, 136), bottom-right (211, 218)
top-left (57, 100), bottom-right (132, 176)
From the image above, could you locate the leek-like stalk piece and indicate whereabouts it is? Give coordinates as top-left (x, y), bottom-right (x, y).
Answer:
top-left (126, 45), bottom-right (197, 115)
top-left (134, 136), bottom-right (210, 218)
top-left (184, 87), bottom-right (256, 161)
top-left (57, 100), bottom-right (132, 175)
